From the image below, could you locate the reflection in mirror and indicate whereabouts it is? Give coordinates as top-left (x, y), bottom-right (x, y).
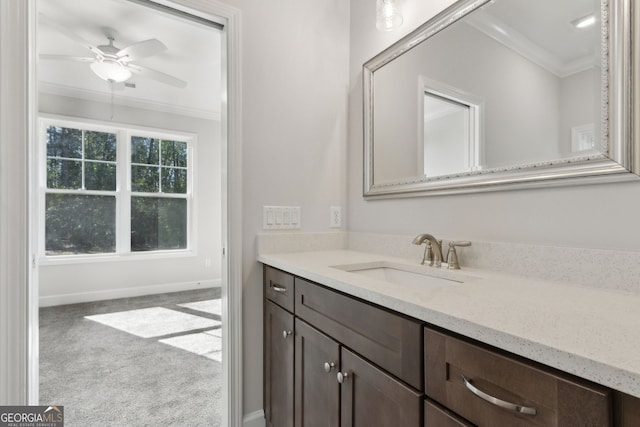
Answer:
top-left (421, 77), bottom-right (483, 177)
top-left (363, 0), bottom-right (638, 197)
top-left (424, 93), bottom-right (472, 177)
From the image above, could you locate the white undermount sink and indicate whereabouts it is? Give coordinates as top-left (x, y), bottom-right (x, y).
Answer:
top-left (331, 261), bottom-right (469, 290)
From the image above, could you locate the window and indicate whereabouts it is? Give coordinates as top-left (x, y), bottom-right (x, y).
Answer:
top-left (130, 136), bottom-right (189, 252)
top-left (42, 119), bottom-right (192, 257)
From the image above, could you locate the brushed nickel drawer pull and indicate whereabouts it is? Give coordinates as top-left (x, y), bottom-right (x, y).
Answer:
top-left (461, 375), bottom-right (537, 415)
top-left (270, 282), bottom-right (287, 294)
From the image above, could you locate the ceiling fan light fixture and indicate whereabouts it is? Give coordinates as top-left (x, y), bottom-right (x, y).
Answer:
top-left (89, 61), bottom-right (132, 83)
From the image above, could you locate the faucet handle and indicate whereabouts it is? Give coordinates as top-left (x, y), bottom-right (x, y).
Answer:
top-left (446, 241), bottom-right (472, 270)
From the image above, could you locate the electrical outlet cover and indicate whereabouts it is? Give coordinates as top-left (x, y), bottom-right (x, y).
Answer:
top-left (330, 206), bottom-right (342, 228)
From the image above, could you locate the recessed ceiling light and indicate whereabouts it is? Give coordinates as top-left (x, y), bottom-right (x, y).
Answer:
top-left (571, 13), bottom-right (596, 29)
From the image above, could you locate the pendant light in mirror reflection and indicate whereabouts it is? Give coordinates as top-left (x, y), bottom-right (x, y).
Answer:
top-left (376, 0), bottom-right (403, 31)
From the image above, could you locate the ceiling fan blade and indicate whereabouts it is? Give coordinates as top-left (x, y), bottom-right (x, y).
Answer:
top-left (40, 54), bottom-right (95, 62)
top-left (39, 14), bottom-right (105, 57)
top-left (127, 64), bottom-right (187, 88)
top-left (117, 39), bottom-right (167, 62)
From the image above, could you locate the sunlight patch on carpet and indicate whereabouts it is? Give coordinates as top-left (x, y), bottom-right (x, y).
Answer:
top-left (160, 332), bottom-right (222, 361)
top-left (204, 328), bottom-right (222, 338)
top-left (177, 299), bottom-right (222, 315)
top-left (85, 307), bottom-right (220, 338)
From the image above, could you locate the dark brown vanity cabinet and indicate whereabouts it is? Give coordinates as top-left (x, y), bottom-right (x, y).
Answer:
top-left (264, 265), bottom-right (423, 427)
top-left (264, 262), bottom-right (297, 427)
top-left (264, 264), bottom-right (635, 427)
top-left (424, 327), bottom-right (612, 427)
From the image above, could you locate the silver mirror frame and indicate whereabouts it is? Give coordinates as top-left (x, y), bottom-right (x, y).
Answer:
top-left (363, 0), bottom-right (639, 198)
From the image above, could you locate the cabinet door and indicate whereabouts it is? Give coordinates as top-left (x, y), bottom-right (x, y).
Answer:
top-left (615, 392), bottom-right (640, 426)
top-left (295, 319), bottom-right (340, 427)
top-left (340, 348), bottom-right (422, 427)
top-left (265, 301), bottom-right (295, 427)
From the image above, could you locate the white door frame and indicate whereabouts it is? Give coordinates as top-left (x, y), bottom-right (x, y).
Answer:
top-left (0, 1), bottom-right (244, 426)
top-left (0, 0), bottom-right (31, 405)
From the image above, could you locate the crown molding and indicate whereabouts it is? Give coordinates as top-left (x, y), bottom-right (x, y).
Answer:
top-left (466, 10), bottom-right (595, 78)
top-left (39, 81), bottom-right (221, 121)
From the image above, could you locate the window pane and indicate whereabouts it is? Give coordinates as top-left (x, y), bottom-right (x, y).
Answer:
top-left (131, 136), bottom-right (160, 165)
top-left (46, 126), bottom-right (82, 158)
top-left (161, 168), bottom-right (187, 193)
top-left (131, 197), bottom-right (187, 251)
top-left (85, 131), bottom-right (117, 161)
top-left (85, 161), bottom-right (116, 191)
top-left (47, 159), bottom-right (82, 189)
top-left (45, 194), bottom-right (116, 255)
top-left (132, 165), bottom-right (159, 192)
top-left (161, 140), bottom-right (187, 167)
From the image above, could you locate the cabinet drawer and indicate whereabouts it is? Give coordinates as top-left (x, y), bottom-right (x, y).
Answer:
top-left (425, 328), bottom-right (612, 427)
top-left (424, 399), bottom-right (474, 427)
top-left (264, 265), bottom-right (294, 312)
top-left (295, 277), bottom-right (422, 390)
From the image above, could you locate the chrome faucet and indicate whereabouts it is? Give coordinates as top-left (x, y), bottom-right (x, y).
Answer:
top-left (412, 234), bottom-right (443, 267)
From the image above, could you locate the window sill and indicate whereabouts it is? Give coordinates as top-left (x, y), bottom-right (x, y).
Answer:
top-left (39, 249), bottom-right (197, 266)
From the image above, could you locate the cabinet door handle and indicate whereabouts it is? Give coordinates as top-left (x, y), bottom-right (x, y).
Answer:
top-left (282, 330), bottom-right (292, 339)
top-left (324, 362), bottom-right (335, 373)
top-left (337, 371), bottom-right (349, 384)
top-left (461, 375), bottom-right (537, 415)
top-left (270, 282), bottom-right (287, 294)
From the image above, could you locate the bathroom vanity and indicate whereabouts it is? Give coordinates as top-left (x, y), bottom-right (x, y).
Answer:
top-left (259, 250), bottom-right (640, 426)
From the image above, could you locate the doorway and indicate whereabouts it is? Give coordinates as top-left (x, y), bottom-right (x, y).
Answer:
top-left (27, 0), bottom-right (242, 424)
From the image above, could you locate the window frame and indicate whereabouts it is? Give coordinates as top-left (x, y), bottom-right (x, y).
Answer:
top-left (38, 115), bottom-right (197, 264)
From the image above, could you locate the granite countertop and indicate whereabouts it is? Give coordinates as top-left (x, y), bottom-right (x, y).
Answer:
top-left (257, 249), bottom-right (640, 398)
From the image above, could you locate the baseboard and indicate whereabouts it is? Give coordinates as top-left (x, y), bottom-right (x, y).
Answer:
top-left (243, 410), bottom-right (265, 427)
top-left (39, 279), bottom-right (221, 307)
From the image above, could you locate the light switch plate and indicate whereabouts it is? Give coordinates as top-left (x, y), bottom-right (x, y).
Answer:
top-left (263, 206), bottom-right (301, 230)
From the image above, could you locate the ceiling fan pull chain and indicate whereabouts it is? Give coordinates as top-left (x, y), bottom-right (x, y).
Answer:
top-left (110, 84), bottom-right (115, 121)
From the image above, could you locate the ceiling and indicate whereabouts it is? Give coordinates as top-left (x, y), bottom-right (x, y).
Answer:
top-left (37, 0), bottom-right (222, 120)
top-left (467, 0), bottom-right (600, 78)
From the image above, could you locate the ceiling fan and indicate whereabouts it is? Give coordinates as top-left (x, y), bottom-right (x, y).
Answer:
top-left (39, 14), bottom-right (187, 89)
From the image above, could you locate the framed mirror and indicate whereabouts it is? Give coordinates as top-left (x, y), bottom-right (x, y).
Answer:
top-left (363, 0), bottom-right (640, 198)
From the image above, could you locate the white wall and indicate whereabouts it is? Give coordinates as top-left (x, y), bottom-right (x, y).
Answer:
top-left (220, 0), bottom-right (350, 418)
top-left (348, 0), bottom-right (640, 249)
top-left (37, 93), bottom-right (222, 305)
top-left (559, 68), bottom-right (598, 155)
top-left (374, 21), bottom-right (561, 175)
